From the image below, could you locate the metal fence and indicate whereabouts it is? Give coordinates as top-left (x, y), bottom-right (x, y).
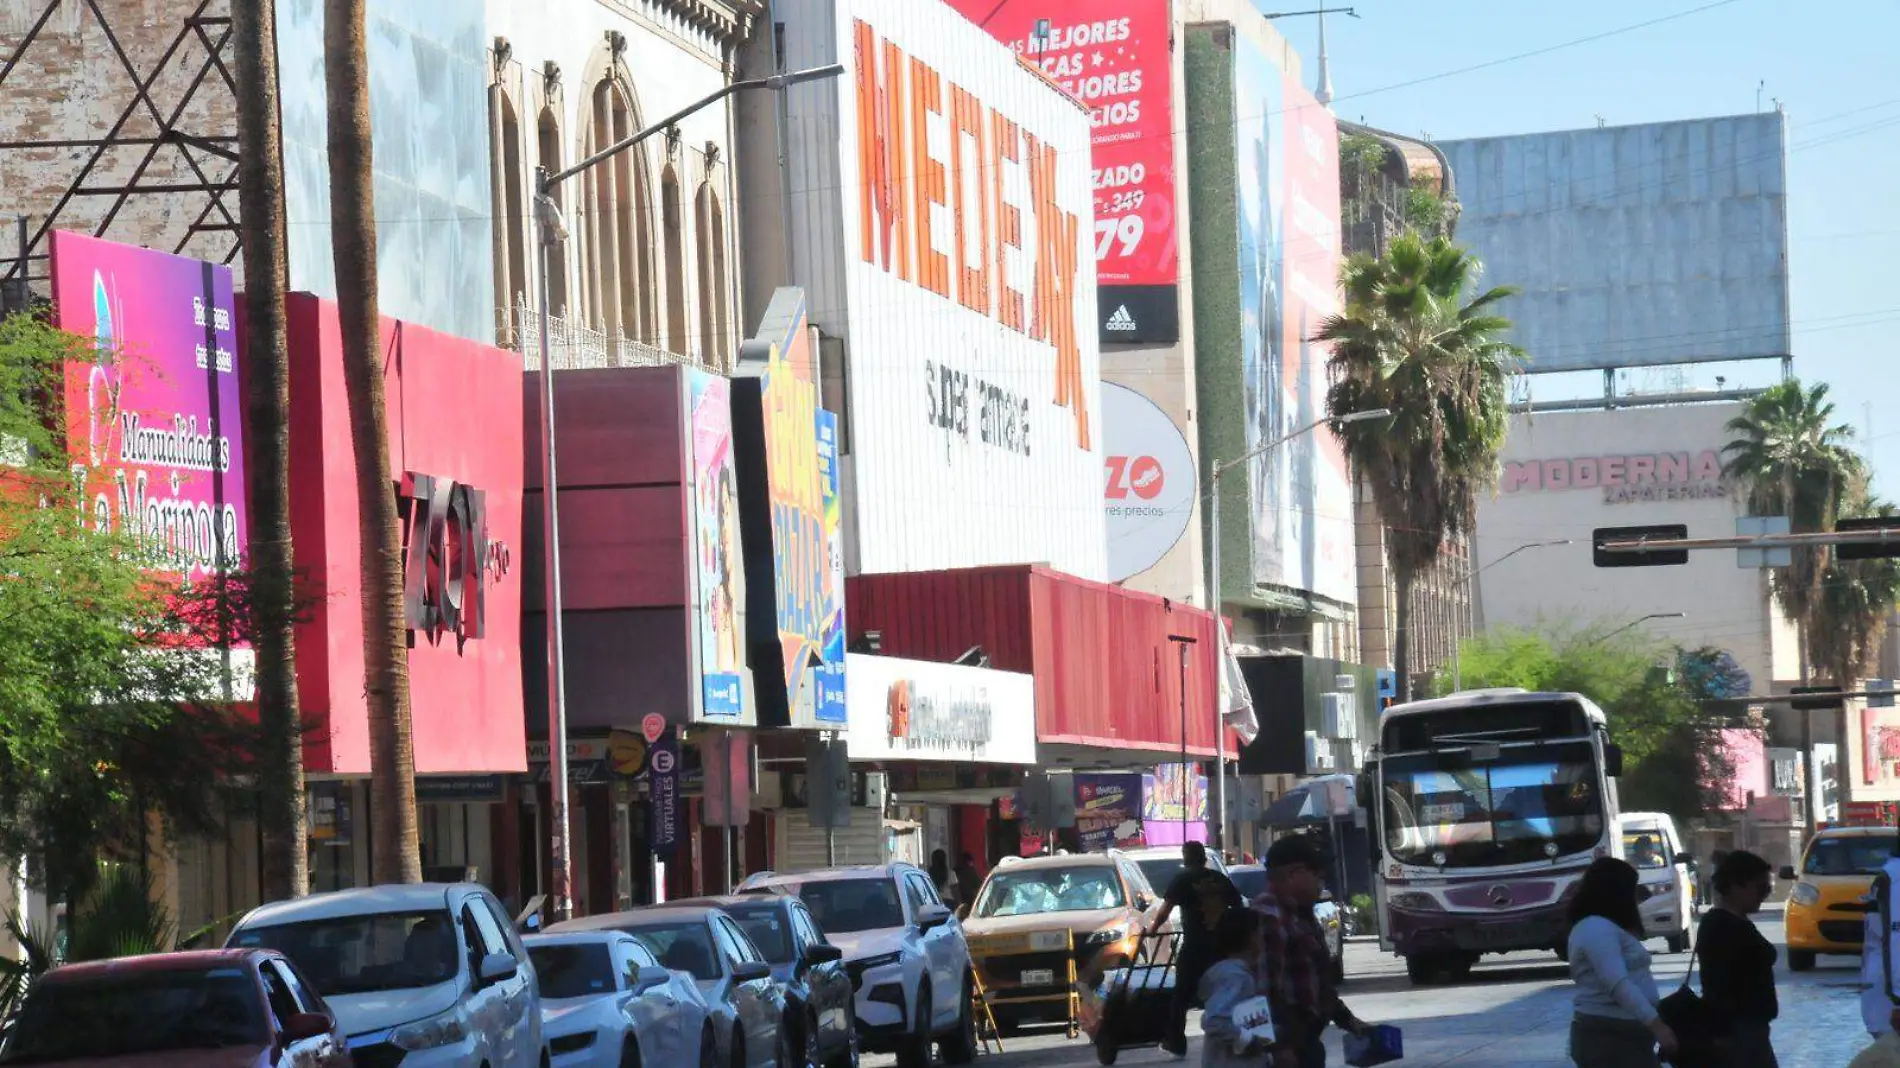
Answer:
top-left (511, 296), bottom-right (712, 373)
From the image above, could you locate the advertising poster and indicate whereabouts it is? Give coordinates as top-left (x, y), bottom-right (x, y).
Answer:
top-left (1141, 763), bottom-right (1208, 823)
top-left (1102, 383), bottom-right (1196, 581)
top-left (688, 370), bottom-right (746, 720)
top-left (50, 232), bottom-right (247, 582)
top-left (814, 410), bottom-right (848, 725)
top-left (649, 727), bottom-right (681, 857)
top-left (1076, 773), bottom-right (1143, 818)
top-left (1232, 46), bottom-right (1353, 605)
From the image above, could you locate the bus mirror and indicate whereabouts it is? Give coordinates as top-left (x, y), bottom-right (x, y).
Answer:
top-left (1604, 743), bottom-right (1624, 778)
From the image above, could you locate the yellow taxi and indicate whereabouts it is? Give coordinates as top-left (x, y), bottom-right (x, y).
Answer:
top-left (1783, 824), bottom-right (1892, 971)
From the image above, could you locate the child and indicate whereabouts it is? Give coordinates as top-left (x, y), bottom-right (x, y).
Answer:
top-left (1200, 907), bottom-right (1276, 1067)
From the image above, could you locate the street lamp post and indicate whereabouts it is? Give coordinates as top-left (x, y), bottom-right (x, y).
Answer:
top-left (531, 62), bottom-right (844, 922)
top-left (1448, 538), bottom-right (1575, 692)
top-left (1206, 408), bottom-right (1388, 855)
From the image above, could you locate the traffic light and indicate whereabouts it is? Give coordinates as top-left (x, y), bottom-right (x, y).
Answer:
top-left (1592, 524), bottom-right (1688, 568)
top-left (1834, 517), bottom-right (1900, 561)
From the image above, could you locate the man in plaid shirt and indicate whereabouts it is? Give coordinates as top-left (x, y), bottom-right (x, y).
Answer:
top-left (1252, 835), bottom-right (1369, 1068)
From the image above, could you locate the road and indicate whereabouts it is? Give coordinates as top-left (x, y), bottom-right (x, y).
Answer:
top-left (870, 909), bottom-right (1877, 1068)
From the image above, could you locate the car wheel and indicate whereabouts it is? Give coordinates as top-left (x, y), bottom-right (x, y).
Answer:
top-left (1666, 930), bottom-right (1688, 955)
top-left (620, 1037), bottom-right (642, 1068)
top-left (700, 1025), bottom-right (719, 1068)
top-left (1789, 949), bottom-right (1817, 972)
top-left (896, 979), bottom-right (932, 1068)
top-left (939, 973), bottom-right (978, 1064)
top-left (1093, 1029), bottom-right (1119, 1066)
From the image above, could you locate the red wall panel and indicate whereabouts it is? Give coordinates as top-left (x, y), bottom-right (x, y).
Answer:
top-left (846, 566), bottom-right (1216, 754)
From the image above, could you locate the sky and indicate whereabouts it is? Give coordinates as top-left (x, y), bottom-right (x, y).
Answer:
top-left (1277, 0), bottom-right (1899, 496)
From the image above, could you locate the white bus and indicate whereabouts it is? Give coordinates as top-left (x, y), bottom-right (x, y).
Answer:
top-left (1361, 688), bottom-right (1623, 985)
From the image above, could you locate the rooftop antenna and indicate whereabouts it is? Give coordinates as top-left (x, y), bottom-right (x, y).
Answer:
top-left (1756, 79), bottom-right (1766, 112)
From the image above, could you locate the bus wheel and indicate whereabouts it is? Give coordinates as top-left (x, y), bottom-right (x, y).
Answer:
top-left (1403, 955), bottom-right (1438, 986)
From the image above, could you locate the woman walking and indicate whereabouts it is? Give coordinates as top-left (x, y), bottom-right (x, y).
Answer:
top-left (1698, 850), bottom-right (1779, 1067)
top-left (1567, 856), bottom-right (1678, 1068)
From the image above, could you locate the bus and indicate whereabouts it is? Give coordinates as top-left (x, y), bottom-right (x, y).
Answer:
top-left (1359, 688), bottom-right (1622, 985)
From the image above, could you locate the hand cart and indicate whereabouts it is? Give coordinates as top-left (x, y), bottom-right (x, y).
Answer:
top-left (1087, 929), bottom-right (1181, 1065)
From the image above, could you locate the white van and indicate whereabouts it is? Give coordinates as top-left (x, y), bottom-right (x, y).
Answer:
top-left (1619, 812), bottom-right (1696, 952)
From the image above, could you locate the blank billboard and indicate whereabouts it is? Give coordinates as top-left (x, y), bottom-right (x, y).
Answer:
top-left (1439, 113), bottom-right (1790, 374)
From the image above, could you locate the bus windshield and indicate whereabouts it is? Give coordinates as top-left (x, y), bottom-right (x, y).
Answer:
top-left (1380, 739), bottom-right (1605, 868)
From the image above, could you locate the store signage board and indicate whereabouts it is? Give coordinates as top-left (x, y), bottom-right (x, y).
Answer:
top-left (843, 653), bottom-right (1036, 765)
top-left (1102, 382), bottom-right (1196, 581)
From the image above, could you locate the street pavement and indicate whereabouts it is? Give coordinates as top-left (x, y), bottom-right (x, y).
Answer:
top-left (872, 909), bottom-right (1876, 1068)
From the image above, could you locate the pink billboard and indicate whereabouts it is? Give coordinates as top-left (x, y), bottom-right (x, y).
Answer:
top-left (50, 232), bottom-right (247, 582)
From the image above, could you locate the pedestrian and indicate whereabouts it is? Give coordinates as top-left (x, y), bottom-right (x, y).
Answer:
top-left (1696, 849), bottom-right (1778, 1067)
top-left (928, 848), bottom-right (957, 909)
top-left (1146, 839), bottom-right (1242, 1058)
top-left (1252, 835), bottom-right (1369, 1068)
top-left (1200, 908), bottom-right (1275, 1068)
top-left (1863, 872), bottom-right (1900, 1040)
top-left (1566, 856), bottom-right (1678, 1068)
top-left (955, 851), bottom-right (982, 915)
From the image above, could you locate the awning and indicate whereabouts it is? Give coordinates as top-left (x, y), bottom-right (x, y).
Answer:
top-left (1261, 775), bottom-right (1356, 828)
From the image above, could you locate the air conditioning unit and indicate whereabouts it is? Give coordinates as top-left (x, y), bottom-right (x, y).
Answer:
top-left (1322, 692), bottom-right (1358, 741)
top-left (859, 772), bottom-right (887, 810)
top-left (1304, 731), bottom-right (1336, 774)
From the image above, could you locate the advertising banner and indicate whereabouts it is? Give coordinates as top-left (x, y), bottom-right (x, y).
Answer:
top-left (51, 232), bottom-right (247, 582)
top-left (814, 410), bottom-right (847, 725)
top-left (734, 289), bottom-right (845, 727)
top-left (1102, 382), bottom-right (1196, 582)
top-left (1232, 47), bottom-right (1353, 604)
top-left (649, 727), bottom-right (682, 856)
top-left (949, 0), bottom-right (1180, 341)
top-left (687, 369), bottom-right (747, 720)
top-left (1075, 773), bottom-right (1143, 819)
top-left (1141, 763), bottom-right (1208, 823)
top-left (844, 653), bottom-right (1037, 765)
top-left (790, 0), bottom-right (1105, 579)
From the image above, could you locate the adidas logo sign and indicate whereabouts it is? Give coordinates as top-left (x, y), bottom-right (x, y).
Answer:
top-left (1106, 305), bottom-right (1136, 332)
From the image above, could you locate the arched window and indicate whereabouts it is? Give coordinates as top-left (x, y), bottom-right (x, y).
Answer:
top-left (706, 187), bottom-right (729, 366)
top-left (493, 91), bottom-right (528, 340)
top-left (578, 74), bottom-right (656, 341)
top-left (661, 163), bottom-right (687, 355)
top-left (536, 106), bottom-right (569, 317)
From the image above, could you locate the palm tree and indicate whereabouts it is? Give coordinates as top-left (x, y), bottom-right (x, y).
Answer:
top-left (232, 0), bottom-right (307, 901)
top-left (325, 0), bottom-right (420, 883)
top-left (1316, 232), bottom-right (1522, 701)
top-left (1720, 379), bottom-right (1865, 679)
top-left (1809, 492), bottom-right (1900, 691)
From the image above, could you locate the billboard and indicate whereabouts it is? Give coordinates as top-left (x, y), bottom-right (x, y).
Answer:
top-left (946, 0), bottom-right (1181, 343)
top-left (843, 653), bottom-right (1036, 764)
top-left (51, 232), bottom-right (246, 583)
top-left (1437, 113), bottom-right (1791, 373)
top-left (735, 288), bottom-right (846, 728)
top-left (687, 370), bottom-right (747, 720)
top-left (1102, 382), bottom-right (1196, 582)
top-left (1230, 41), bottom-right (1354, 603)
top-left (782, 0), bottom-right (1105, 580)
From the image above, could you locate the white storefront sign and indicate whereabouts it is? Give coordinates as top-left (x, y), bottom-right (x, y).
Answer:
top-left (1102, 383), bottom-right (1197, 582)
top-left (777, 0), bottom-right (1105, 580)
top-left (844, 654), bottom-right (1037, 765)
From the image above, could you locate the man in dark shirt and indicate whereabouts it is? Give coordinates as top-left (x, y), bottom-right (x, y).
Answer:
top-left (1146, 840), bottom-right (1241, 1057)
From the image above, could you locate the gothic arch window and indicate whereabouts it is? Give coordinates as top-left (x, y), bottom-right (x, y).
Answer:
top-left (493, 89), bottom-right (528, 339)
top-left (695, 180), bottom-right (730, 367)
top-left (536, 105), bottom-right (569, 317)
top-left (661, 163), bottom-right (687, 355)
top-left (578, 72), bottom-right (656, 341)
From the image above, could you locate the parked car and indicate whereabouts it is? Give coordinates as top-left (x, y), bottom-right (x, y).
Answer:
top-left (1782, 823), bottom-right (1893, 971)
top-left (228, 882), bottom-right (542, 1068)
top-left (1619, 811), bottom-right (1697, 953)
top-left (674, 895), bottom-right (855, 1068)
top-left (0, 948), bottom-right (348, 1067)
top-left (525, 929), bottom-right (716, 1068)
top-left (961, 851), bottom-right (1159, 1032)
top-left (740, 864), bottom-right (975, 1067)
top-left (1230, 864), bottom-right (1345, 984)
top-left (547, 904), bottom-right (786, 1068)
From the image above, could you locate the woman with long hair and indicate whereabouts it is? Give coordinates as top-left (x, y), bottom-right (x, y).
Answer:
top-left (1698, 850), bottom-right (1779, 1067)
top-left (1566, 856), bottom-right (1677, 1068)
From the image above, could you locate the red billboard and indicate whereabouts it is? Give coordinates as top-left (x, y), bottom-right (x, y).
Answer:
top-left (950, 1), bottom-right (1178, 291)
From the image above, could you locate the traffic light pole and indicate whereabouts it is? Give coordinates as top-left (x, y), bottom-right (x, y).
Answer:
top-left (1597, 528), bottom-right (1900, 555)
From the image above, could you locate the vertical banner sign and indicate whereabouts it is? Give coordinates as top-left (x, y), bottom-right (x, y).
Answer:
top-left (649, 727), bottom-right (681, 857)
top-left (688, 369), bottom-right (747, 719)
top-left (50, 232), bottom-right (248, 581)
top-left (814, 410), bottom-right (848, 725)
top-left (949, 0), bottom-right (1180, 342)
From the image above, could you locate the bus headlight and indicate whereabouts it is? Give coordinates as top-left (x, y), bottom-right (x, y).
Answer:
top-left (1389, 892), bottom-right (1443, 912)
top-left (1789, 883), bottom-right (1821, 907)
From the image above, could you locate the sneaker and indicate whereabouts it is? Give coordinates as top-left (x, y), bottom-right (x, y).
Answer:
top-left (1161, 1035), bottom-right (1188, 1058)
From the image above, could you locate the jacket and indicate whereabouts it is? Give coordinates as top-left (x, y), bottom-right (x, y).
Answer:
top-left (1200, 957), bottom-right (1275, 1068)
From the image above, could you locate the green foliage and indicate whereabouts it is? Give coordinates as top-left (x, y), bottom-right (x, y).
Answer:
top-left (1346, 893), bottom-right (1377, 932)
top-left (1340, 133), bottom-right (1389, 180)
top-left (0, 314), bottom-right (260, 906)
top-left (1443, 625), bottom-right (1747, 825)
top-left (1402, 177), bottom-right (1454, 232)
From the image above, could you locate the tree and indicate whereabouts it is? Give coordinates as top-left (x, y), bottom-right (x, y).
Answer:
top-left (1317, 232), bottom-right (1521, 700)
top-left (231, 0), bottom-right (307, 902)
top-left (1808, 491), bottom-right (1900, 689)
top-left (325, 0), bottom-right (419, 882)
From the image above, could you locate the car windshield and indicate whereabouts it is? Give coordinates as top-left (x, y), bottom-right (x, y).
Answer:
top-left (0, 967), bottom-right (268, 1063)
top-left (974, 865), bottom-right (1125, 917)
top-left (1380, 740), bottom-right (1605, 868)
top-left (1622, 833), bottom-right (1671, 870)
top-left (626, 923), bottom-right (722, 981)
top-left (1804, 837), bottom-right (1893, 876)
top-left (795, 879), bottom-right (905, 934)
top-left (726, 908), bottom-right (793, 963)
top-left (1135, 859), bottom-right (1182, 892)
top-left (529, 943), bottom-right (617, 999)
top-left (229, 909), bottom-right (459, 996)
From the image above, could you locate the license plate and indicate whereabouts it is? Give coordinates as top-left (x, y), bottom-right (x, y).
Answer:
top-left (1021, 969), bottom-right (1055, 986)
top-left (1029, 931), bottom-right (1069, 952)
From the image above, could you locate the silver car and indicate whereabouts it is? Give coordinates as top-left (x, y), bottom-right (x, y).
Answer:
top-left (547, 905), bottom-right (787, 1068)
top-left (525, 930), bottom-right (717, 1068)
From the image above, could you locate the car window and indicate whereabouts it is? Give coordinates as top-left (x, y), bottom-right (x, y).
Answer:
top-left (2, 967), bottom-right (269, 1061)
top-left (626, 923), bottom-right (722, 981)
top-left (973, 865), bottom-right (1126, 918)
top-left (792, 904), bottom-right (826, 948)
top-left (718, 916), bottom-right (763, 964)
top-left (465, 899), bottom-right (509, 957)
top-left (259, 961), bottom-right (300, 1029)
top-left (232, 910), bottom-right (461, 996)
top-left (527, 942), bottom-right (617, 999)
top-left (624, 938), bottom-right (660, 971)
top-left (274, 959), bottom-right (325, 1015)
top-left (1622, 833), bottom-right (1671, 870)
top-left (1119, 862), bottom-right (1147, 899)
top-left (728, 907), bottom-right (794, 964)
top-left (481, 893), bottom-right (529, 958)
top-left (901, 873), bottom-right (930, 916)
top-left (794, 878), bottom-right (907, 933)
top-left (1805, 836), bottom-right (1892, 876)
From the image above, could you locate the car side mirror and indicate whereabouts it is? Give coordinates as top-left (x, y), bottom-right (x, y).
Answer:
top-left (733, 960), bottom-right (772, 983)
top-left (631, 965), bottom-right (673, 996)
top-left (1779, 865), bottom-right (1797, 881)
top-left (280, 1012), bottom-right (331, 1044)
top-left (1134, 893), bottom-right (1152, 911)
top-left (916, 904), bottom-right (953, 932)
top-left (478, 951), bottom-right (519, 985)
top-left (1674, 853), bottom-right (1694, 867)
top-left (803, 942), bottom-right (844, 966)
top-left (1603, 743), bottom-right (1624, 779)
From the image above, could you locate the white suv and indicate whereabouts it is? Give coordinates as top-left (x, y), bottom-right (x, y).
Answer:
top-left (741, 864), bottom-right (976, 1068)
top-left (228, 883), bottom-right (543, 1068)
